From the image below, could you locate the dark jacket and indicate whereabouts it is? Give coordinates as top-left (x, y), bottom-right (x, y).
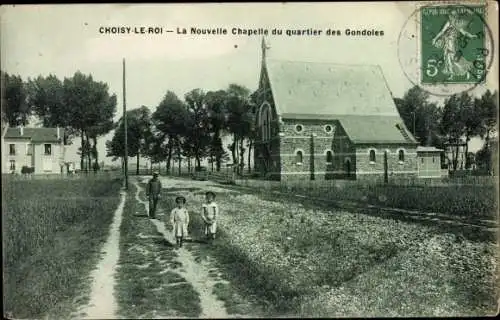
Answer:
top-left (147, 179), bottom-right (162, 198)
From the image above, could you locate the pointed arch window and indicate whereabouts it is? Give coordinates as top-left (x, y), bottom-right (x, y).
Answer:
top-left (258, 102), bottom-right (272, 142)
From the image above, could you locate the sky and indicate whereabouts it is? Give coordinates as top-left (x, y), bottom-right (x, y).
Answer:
top-left (1, 3), bottom-right (498, 165)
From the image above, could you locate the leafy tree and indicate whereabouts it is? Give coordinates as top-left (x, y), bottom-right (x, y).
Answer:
top-left (29, 72), bottom-right (116, 172)
top-left (475, 90), bottom-right (498, 147)
top-left (225, 84), bottom-right (254, 175)
top-left (185, 89), bottom-right (211, 169)
top-left (105, 115), bottom-right (140, 166)
top-left (205, 90), bottom-right (228, 171)
top-left (1, 72), bottom-right (30, 126)
top-left (394, 86), bottom-right (442, 146)
top-left (153, 91), bottom-right (189, 174)
top-left (440, 93), bottom-right (471, 171)
top-left (474, 90), bottom-right (498, 172)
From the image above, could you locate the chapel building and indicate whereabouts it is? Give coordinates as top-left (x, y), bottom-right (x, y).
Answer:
top-left (253, 38), bottom-right (422, 182)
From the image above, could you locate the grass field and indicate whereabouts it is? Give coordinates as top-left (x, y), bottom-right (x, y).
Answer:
top-left (153, 177), bottom-right (499, 317)
top-left (2, 176), bottom-right (122, 319)
top-left (237, 179), bottom-right (498, 219)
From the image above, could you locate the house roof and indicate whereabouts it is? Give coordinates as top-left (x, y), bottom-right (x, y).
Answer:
top-left (4, 127), bottom-right (65, 143)
top-left (264, 59), bottom-right (417, 144)
top-left (417, 146), bottom-right (444, 152)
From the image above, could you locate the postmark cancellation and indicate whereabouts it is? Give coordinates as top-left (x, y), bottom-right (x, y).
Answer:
top-left (398, 1), bottom-right (495, 96)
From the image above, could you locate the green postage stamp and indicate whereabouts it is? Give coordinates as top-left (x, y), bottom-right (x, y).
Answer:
top-left (420, 5), bottom-right (488, 84)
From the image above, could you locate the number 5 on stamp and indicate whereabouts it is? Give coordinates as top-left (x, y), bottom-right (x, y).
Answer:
top-left (421, 5), bottom-right (487, 84)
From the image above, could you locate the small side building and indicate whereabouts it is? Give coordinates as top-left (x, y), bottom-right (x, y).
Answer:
top-left (416, 146), bottom-right (447, 178)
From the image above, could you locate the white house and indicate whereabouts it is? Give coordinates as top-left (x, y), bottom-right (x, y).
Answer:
top-left (2, 125), bottom-right (67, 174)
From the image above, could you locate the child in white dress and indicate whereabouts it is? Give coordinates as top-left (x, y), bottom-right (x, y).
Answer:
top-left (202, 191), bottom-right (219, 242)
top-left (170, 196), bottom-right (189, 248)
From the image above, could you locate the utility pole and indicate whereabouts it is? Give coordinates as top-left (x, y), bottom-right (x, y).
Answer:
top-left (123, 58), bottom-right (129, 190)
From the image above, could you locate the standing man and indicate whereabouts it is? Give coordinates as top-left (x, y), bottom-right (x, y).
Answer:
top-left (146, 171), bottom-right (162, 219)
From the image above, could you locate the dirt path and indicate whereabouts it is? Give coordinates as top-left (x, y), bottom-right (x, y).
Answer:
top-left (76, 190), bottom-right (127, 319)
top-left (133, 181), bottom-right (232, 318)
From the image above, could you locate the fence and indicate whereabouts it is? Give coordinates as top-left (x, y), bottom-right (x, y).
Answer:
top-left (2, 170), bottom-right (122, 182)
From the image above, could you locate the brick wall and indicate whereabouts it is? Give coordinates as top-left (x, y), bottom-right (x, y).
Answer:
top-left (355, 145), bottom-right (418, 182)
top-left (278, 119), bottom-right (341, 182)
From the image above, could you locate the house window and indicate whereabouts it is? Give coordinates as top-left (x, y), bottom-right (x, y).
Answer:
top-left (421, 157), bottom-right (424, 164)
top-left (9, 144), bottom-right (15, 155)
top-left (326, 150), bottom-right (333, 164)
top-left (9, 160), bottom-right (15, 171)
top-left (44, 144), bottom-right (52, 155)
top-left (369, 149), bottom-right (376, 163)
top-left (294, 124), bottom-right (303, 133)
top-left (432, 157), bottom-right (435, 163)
top-left (26, 144), bottom-right (33, 156)
top-left (398, 149), bottom-right (405, 162)
top-left (295, 150), bottom-right (303, 165)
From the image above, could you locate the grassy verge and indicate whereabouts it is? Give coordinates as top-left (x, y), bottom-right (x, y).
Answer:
top-left (238, 180), bottom-right (498, 219)
top-left (115, 182), bottom-right (202, 318)
top-left (152, 179), bottom-right (499, 317)
top-left (2, 176), bottom-right (122, 319)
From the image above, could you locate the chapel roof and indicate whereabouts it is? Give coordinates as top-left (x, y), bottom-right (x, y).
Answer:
top-left (264, 58), bottom-right (417, 144)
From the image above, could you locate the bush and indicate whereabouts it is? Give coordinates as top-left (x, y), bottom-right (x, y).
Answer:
top-left (21, 166), bottom-right (34, 174)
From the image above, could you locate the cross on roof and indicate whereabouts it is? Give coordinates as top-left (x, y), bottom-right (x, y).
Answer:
top-left (261, 37), bottom-right (270, 59)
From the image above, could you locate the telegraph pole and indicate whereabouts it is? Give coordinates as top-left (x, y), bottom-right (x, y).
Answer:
top-left (123, 58), bottom-right (129, 190)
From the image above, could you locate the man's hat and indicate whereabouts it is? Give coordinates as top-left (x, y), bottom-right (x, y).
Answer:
top-left (175, 196), bottom-right (186, 203)
top-left (153, 171), bottom-right (159, 176)
top-left (205, 191), bottom-right (216, 198)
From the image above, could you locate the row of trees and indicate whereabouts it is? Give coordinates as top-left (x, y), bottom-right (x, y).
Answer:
top-left (106, 84), bottom-right (258, 175)
top-left (2, 68), bottom-right (497, 175)
top-left (395, 86), bottom-right (497, 171)
top-left (1, 71), bottom-right (117, 172)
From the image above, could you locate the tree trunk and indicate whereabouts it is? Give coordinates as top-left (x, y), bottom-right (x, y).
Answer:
top-left (234, 136), bottom-right (240, 175)
top-left (214, 130), bottom-right (222, 172)
top-left (453, 144), bottom-right (459, 171)
top-left (80, 129), bottom-right (85, 173)
top-left (239, 138), bottom-right (245, 175)
top-left (247, 139), bottom-right (253, 173)
top-left (195, 156), bottom-right (201, 169)
top-left (486, 131), bottom-right (491, 174)
top-left (177, 145), bottom-right (182, 176)
top-left (136, 153), bottom-right (140, 175)
top-left (166, 136), bottom-right (173, 174)
top-left (92, 136), bottom-right (99, 171)
top-left (85, 132), bottom-right (92, 174)
top-left (211, 155), bottom-right (214, 172)
top-left (188, 157), bottom-right (191, 173)
top-left (464, 136), bottom-right (470, 169)
top-left (230, 139), bottom-right (236, 166)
